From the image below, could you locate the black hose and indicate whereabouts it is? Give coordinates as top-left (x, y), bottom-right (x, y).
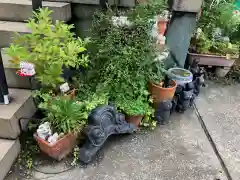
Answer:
top-left (32, 163), bottom-right (74, 175)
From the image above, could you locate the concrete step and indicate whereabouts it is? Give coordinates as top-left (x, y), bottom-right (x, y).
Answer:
top-left (0, 88), bottom-right (36, 139)
top-left (0, 139), bottom-right (20, 180)
top-left (0, 21), bottom-right (30, 48)
top-left (0, 0), bottom-right (71, 22)
top-left (1, 48), bottom-right (31, 89)
top-left (44, 0), bottom-right (136, 7)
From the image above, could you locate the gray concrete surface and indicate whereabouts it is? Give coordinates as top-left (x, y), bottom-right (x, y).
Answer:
top-left (0, 21), bottom-right (30, 48)
top-left (0, 0), bottom-right (71, 22)
top-left (0, 88), bottom-right (36, 139)
top-left (0, 139), bottom-right (20, 180)
top-left (196, 82), bottom-right (240, 180)
top-left (5, 82), bottom-right (240, 180)
top-left (29, 111), bottom-right (226, 180)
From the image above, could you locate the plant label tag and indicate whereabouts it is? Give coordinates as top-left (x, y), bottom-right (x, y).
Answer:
top-left (60, 82), bottom-right (70, 93)
top-left (19, 61), bottom-right (36, 76)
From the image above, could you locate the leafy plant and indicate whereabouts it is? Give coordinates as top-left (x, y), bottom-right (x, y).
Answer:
top-left (191, 0), bottom-right (240, 56)
top-left (191, 29), bottom-right (239, 57)
top-left (33, 88), bottom-right (108, 134)
top-left (44, 98), bottom-right (87, 134)
top-left (199, 0), bottom-right (240, 36)
top-left (146, 57), bottom-right (166, 84)
top-left (80, 0), bottom-right (167, 125)
top-left (116, 94), bottom-right (151, 116)
top-left (7, 8), bottom-right (90, 89)
top-left (32, 90), bottom-right (55, 109)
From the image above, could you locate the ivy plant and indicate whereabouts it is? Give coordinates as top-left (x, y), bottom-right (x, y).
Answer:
top-left (78, 0), bottom-right (167, 128)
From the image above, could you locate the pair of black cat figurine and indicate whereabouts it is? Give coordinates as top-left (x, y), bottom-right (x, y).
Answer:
top-left (155, 59), bottom-right (206, 123)
top-left (174, 58), bottom-right (206, 112)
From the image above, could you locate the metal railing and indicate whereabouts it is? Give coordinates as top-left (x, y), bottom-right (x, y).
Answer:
top-left (0, 48), bottom-right (9, 104)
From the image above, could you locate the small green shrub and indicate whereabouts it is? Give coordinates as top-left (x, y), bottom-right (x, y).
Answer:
top-left (7, 8), bottom-right (90, 89)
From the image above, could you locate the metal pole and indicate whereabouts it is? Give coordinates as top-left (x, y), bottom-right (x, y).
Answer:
top-left (100, 0), bottom-right (107, 8)
top-left (32, 0), bottom-right (42, 12)
top-left (0, 48), bottom-right (9, 105)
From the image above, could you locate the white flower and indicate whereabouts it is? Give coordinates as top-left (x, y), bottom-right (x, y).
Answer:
top-left (112, 16), bottom-right (132, 27)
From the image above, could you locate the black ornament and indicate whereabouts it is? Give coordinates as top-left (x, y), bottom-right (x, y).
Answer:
top-left (176, 89), bottom-right (194, 112)
top-left (155, 100), bottom-right (172, 124)
top-left (78, 105), bottom-right (137, 164)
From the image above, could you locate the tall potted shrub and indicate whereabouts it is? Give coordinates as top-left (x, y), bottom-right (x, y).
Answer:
top-left (7, 8), bottom-right (90, 91)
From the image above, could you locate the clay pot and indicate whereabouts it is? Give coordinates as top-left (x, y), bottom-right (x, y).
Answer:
top-left (157, 19), bottom-right (168, 36)
top-left (35, 133), bottom-right (77, 161)
top-left (126, 115), bottom-right (143, 128)
top-left (149, 80), bottom-right (177, 105)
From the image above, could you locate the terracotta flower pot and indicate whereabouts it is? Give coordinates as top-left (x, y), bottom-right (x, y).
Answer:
top-left (157, 19), bottom-right (168, 36)
top-left (126, 115), bottom-right (144, 128)
top-left (149, 80), bottom-right (177, 105)
top-left (34, 133), bottom-right (77, 161)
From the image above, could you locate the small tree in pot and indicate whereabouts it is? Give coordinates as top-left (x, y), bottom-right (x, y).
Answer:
top-left (7, 8), bottom-right (90, 92)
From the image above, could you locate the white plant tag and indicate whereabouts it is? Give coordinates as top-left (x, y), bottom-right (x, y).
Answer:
top-left (19, 61), bottom-right (36, 76)
top-left (60, 82), bottom-right (70, 93)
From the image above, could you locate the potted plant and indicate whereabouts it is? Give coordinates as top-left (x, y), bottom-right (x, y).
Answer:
top-left (33, 85), bottom-right (109, 160)
top-left (146, 55), bottom-right (177, 105)
top-left (189, 0), bottom-right (240, 77)
top-left (7, 8), bottom-right (90, 91)
top-left (34, 89), bottom-right (109, 160)
top-left (114, 88), bottom-right (154, 128)
top-left (34, 97), bottom-right (88, 160)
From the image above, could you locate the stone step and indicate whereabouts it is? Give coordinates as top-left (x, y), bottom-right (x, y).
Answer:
top-left (0, 0), bottom-right (71, 22)
top-left (0, 88), bottom-right (36, 139)
top-left (44, 0), bottom-right (137, 7)
top-left (0, 139), bottom-right (20, 180)
top-left (0, 21), bottom-right (30, 48)
top-left (1, 48), bottom-right (31, 89)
